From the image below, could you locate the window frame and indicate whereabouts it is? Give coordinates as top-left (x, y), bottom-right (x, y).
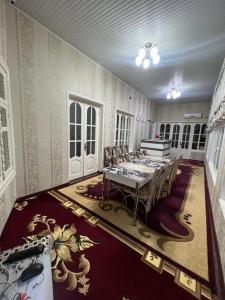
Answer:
top-left (171, 124), bottom-right (180, 148)
top-left (209, 126), bottom-right (225, 182)
top-left (159, 123), bottom-right (171, 140)
top-left (191, 123), bottom-right (207, 151)
top-left (213, 127), bottom-right (224, 169)
top-left (115, 111), bottom-right (132, 147)
top-left (0, 56), bottom-right (15, 196)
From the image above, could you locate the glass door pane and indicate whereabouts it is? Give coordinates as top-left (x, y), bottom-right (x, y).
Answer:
top-left (181, 124), bottom-right (191, 149)
top-left (171, 124), bottom-right (180, 148)
top-left (86, 106), bottom-right (96, 155)
top-left (69, 102), bottom-right (82, 158)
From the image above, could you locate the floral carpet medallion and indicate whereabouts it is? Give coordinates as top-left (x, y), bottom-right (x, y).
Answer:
top-left (23, 214), bottom-right (98, 295)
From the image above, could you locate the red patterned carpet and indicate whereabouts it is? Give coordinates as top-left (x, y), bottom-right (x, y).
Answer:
top-left (0, 192), bottom-right (208, 300)
top-left (57, 160), bottom-right (215, 297)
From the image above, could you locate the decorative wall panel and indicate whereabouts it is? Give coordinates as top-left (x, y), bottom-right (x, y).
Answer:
top-left (49, 34), bottom-right (63, 187)
top-left (0, 0), bottom-right (6, 60)
top-left (5, 3), bottom-right (157, 199)
top-left (16, 13), bottom-right (39, 194)
top-left (0, 0), bottom-right (16, 236)
top-left (205, 60), bottom-right (225, 284)
top-left (156, 102), bottom-right (210, 123)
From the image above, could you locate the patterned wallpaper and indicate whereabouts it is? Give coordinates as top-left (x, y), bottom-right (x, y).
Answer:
top-left (205, 61), bottom-right (225, 284)
top-left (5, 3), bottom-right (157, 198)
top-left (156, 102), bottom-right (210, 123)
top-left (0, 0), bottom-right (16, 236)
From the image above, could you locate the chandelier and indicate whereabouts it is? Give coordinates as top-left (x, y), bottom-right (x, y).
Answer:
top-left (135, 42), bottom-right (160, 69)
top-left (167, 88), bottom-right (181, 100)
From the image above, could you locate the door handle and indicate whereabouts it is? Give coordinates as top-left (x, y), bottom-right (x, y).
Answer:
top-left (84, 142), bottom-right (87, 151)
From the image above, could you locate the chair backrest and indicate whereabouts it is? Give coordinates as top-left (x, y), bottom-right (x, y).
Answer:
top-left (166, 158), bottom-right (178, 194)
top-left (104, 146), bottom-right (113, 166)
top-left (135, 150), bottom-right (141, 159)
top-left (124, 153), bottom-right (131, 162)
top-left (156, 163), bottom-right (173, 200)
top-left (171, 155), bottom-right (182, 183)
top-left (111, 156), bottom-right (118, 166)
top-left (145, 167), bottom-right (161, 212)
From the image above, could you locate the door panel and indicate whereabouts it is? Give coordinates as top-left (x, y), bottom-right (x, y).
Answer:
top-left (84, 105), bottom-right (99, 176)
top-left (69, 101), bottom-right (99, 180)
top-left (161, 122), bottom-right (207, 159)
top-left (170, 124), bottom-right (181, 156)
top-left (179, 124), bottom-right (192, 158)
top-left (69, 101), bottom-right (84, 180)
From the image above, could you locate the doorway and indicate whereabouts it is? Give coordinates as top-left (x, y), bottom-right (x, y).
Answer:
top-left (69, 100), bottom-right (100, 180)
top-left (159, 122), bottom-right (207, 159)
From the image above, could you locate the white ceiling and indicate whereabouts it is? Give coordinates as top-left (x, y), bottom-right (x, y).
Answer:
top-left (13, 0), bottom-right (225, 104)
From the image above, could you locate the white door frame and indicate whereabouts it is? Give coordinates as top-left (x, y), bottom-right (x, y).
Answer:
top-left (157, 121), bottom-right (207, 159)
top-left (114, 108), bottom-right (135, 151)
top-left (67, 91), bottom-right (104, 181)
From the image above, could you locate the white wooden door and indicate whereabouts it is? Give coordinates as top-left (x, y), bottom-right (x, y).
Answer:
top-left (69, 101), bottom-right (84, 180)
top-left (83, 105), bottom-right (99, 176)
top-left (168, 122), bottom-right (192, 158)
top-left (160, 122), bottom-right (207, 159)
top-left (69, 101), bottom-right (99, 180)
top-left (178, 123), bottom-right (192, 158)
top-left (170, 123), bottom-right (181, 156)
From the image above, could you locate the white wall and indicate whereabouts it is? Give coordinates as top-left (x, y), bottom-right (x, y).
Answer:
top-left (205, 61), bottom-right (225, 285)
top-left (156, 102), bottom-right (210, 161)
top-left (156, 102), bottom-right (210, 123)
top-left (5, 3), bottom-right (157, 198)
top-left (0, 0), bottom-right (16, 235)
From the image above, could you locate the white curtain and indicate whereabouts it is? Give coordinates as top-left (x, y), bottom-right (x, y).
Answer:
top-left (207, 59), bottom-right (225, 132)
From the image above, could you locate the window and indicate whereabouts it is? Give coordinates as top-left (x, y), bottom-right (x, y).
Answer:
top-left (160, 124), bottom-right (165, 138)
top-left (115, 112), bottom-right (131, 146)
top-left (181, 124), bottom-right (191, 149)
top-left (213, 127), bottom-right (224, 169)
top-left (171, 124), bottom-right (180, 148)
top-left (0, 58), bottom-right (14, 192)
top-left (159, 123), bottom-right (170, 139)
top-left (208, 126), bottom-right (225, 182)
top-left (192, 123), bottom-right (207, 150)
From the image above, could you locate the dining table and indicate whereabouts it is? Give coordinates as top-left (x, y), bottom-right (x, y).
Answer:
top-left (100, 155), bottom-right (171, 226)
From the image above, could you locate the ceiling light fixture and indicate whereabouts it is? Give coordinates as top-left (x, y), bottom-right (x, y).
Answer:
top-left (167, 88), bottom-right (181, 100)
top-left (135, 43), bottom-right (160, 69)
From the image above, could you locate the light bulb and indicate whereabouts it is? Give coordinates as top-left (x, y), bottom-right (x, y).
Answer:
top-left (167, 93), bottom-right (171, 100)
top-left (176, 91), bottom-right (181, 97)
top-left (138, 48), bottom-right (146, 58)
top-left (171, 90), bottom-right (177, 98)
top-left (135, 56), bottom-right (142, 66)
top-left (153, 54), bottom-right (160, 65)
top-left (143, 58), bottom-right (150, 69)
top-left (150, 46), bottom-right (158, 58)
